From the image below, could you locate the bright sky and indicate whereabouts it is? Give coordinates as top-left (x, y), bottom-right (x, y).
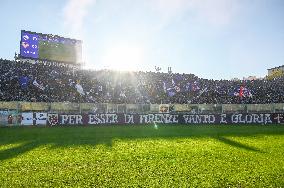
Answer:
top-left (0, 0), bottom-right (284, 80)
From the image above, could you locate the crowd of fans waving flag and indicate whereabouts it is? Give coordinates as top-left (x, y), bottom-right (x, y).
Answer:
top-left (1, 58), bottom-right (283, 104)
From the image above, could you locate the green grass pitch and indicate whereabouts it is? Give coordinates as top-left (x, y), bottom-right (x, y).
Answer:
top-left (0, 125), bottom-right (284, 187)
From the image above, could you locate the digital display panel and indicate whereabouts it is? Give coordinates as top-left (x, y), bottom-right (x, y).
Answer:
top-left (20, 30), bottom-right (82, 64)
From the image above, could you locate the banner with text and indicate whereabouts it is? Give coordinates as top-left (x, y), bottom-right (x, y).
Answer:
top-left (45, 113), bottom-right (284, 126)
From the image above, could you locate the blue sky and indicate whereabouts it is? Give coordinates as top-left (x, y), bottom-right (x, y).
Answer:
top-left (0, 0), bottom-right (284, 79)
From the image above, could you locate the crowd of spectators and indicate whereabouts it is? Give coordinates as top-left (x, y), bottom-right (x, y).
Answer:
top-left (0, 58), bottom-right (284, 104)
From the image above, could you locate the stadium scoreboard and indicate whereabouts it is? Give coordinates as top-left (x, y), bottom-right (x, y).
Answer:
top-left (20, 30), bottom-right (82, 64)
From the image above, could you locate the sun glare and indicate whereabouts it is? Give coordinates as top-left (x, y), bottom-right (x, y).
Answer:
top-left (101, 44), bottom-right (145, 71)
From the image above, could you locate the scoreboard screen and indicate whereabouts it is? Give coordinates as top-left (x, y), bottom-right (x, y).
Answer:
top-left (20, 30), bottom-right (82, 64)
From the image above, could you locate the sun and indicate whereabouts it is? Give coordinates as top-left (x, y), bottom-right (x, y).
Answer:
top-left (101, 44), bottom-right (145, 71)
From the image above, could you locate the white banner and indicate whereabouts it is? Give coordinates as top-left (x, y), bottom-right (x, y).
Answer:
top-left (21, 112), bottom-right (34, 125)
top-left (35, 113), bottom-right (47, 125)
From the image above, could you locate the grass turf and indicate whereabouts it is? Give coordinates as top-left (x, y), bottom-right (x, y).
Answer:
top-left (0, 125), bottom-right (284, 187)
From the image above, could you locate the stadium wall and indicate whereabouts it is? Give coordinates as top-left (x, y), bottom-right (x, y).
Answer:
top-left (4, 112), bottom-right (284, 126)
top-left (0, 102), bottom-right (284, 126)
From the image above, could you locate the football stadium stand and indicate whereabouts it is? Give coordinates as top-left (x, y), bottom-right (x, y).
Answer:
top-left (1, 58), bottom-right (284, 105)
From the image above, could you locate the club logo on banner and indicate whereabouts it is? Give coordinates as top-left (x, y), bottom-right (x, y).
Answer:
top-left (35, 113), bottom-right (47, 125)
top-left (159, 104), bottom-right (169, 113)
top-left (48, 114), bottom-right (58, 126)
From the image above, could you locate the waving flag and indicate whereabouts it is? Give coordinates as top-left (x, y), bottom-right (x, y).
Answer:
top-left (167, 88), bottom-right (176, 97)
top-left (170, 76), bottom-right (184, 93)
top-left (192, 81), bottom-right (200, 91)
top-left (163, 81), bottom-right (176, 96)
top-left (75, 83), bottom-right (85, 96)
top-left (185, 81), bottom-right (200, 92)
top-left (185, 82), bottom-right (192, 91)
top-left (33, 79), bottom-right (45, 90)
top-left (231, 86), bottom-right (252, 98)
top-left (198, 87), bottom-right (208, 96)
top-left (238, 86), bottom-right (243, 97)
top-left (243, 87), bottom-right (253, 98)
top-left (163, 81), bottom-right (169, 93)
top-left (162, 82), bottom-right (166, 93)
top-left (19, 76), bottom-right (29, 89)
top-left (174, 85), bottom-right (181, 92)
top-left (171, 78), bottom-right (176, 86)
